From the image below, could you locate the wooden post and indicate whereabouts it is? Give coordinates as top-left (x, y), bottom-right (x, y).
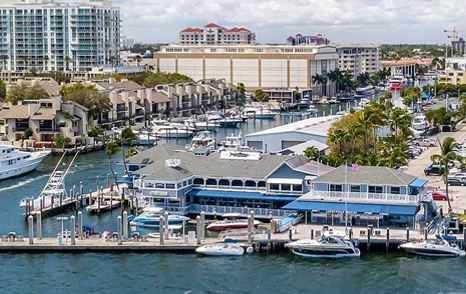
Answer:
top-left (424, 228), bottom-right (428, 240)
top-left (406, 227), bottom-right (410, 242)
top-left (37, 212), bottom-right (42, 240)
top-left (88, 189), bottom-right (92, 206)
top-left (159, 216), bottom-right (164, 245)
top-left (310, 229), bottom-right (314, 239)
top-left (386, 228), bottom-right (390, 253)
top-left (70, 216), bottom-right (76, 245)
top-left (196, 216), bottom-right (201, 245)
top-left (367, 227), bottom-right (371, 252)
top-left (79, 181), bottom-right (83, 207)
top-left (28, 215), bottom-right (34, 245)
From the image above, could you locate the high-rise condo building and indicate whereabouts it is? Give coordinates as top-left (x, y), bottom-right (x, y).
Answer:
top-left (179, 23), bottom-right (255, 45)
top-left (336, 45), bottom-right (380, 77)
top-left (0, 0), bottom-right (120, 72)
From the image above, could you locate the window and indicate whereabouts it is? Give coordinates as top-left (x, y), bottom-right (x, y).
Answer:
top-left (350, 185), bottom-right (361, 192)
top-left (368, 186), bottom-right (383, 193)
top-left (206, 178), bottom-right (217, 186)
top-left (258, 181), bottom-right (266, 187)
top-left (281, 184), bottom-right (291, 191)
top-left (155, 183), bottom-right (164, 189)
top-left (270, 183), bottom-right (280, 190)
top-left (390, 187), bottom-right (401, 194)
top-left (193, 178), bottom-right (204, 185)
top-left (165, 183), bottom-right (175, 189)
top-left (218, 179), bottom-right (229, 186)
top-left (231, 180), bottom-right (243, 187)
top-left (329, 184), bottom-right (342, 192)
top-left (245, 180), bottom-right (256, 187)
top-left (292, 184), bottom-right (302, 192)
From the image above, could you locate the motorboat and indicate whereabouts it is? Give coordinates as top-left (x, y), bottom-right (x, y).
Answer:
top-left (86, 199), bottom-right (121, 213)
top-left (217, 132), bottom-right (243, 149)
top-left (186, 131), bottom-right (216, 151)
top-left (129, 206), bottom-right (190, 228)
top-left (285, 234), bottom-right (360, 258)
top-left (359, 98), bottom-right (371, 108)
top-left (242, 107), bottom-right (276, 119)
top-left (152, 124), bottom-right (194, 138)
top-left (389, 75), bottom-right (407, 91)
top-left (399, 239), bottom-right (465, 257)
top-left (184, 118), bottom-right (220, 131)
top-left (132, 131), bottom-right (158, 145)
top-left (206, 213), bottom-right (261, 232)
top-left (306, 105), bottom-right (318, 114)
top-left (195, 243), bottom-right (245, 256)
top-left (0, 144), bottom-right (50, 180)
top-left (356, 85), bottom-right (375, 97)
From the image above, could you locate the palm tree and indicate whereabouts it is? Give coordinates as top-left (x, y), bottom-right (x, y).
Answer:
top-left (378, 146), bottom-right (409, 168)
top-left (64, 56), bottom-right (72, 72)
top-left (430, 137), bottom-right (459, 211)
top-left (390, 107), bottom-right (412, 144)
top-left (356, 108), bottom-right (376, 154)
top-left (328, 128), bottom-right (348, 158)
top-left (312, 74), bottom-right (326, 97)
top-left (106, 141), bottom-right (121, 188)
top-left (120, 127), bottom-right (137, 175)
top-left (328, 68), bottom-right (343, 93)
top-left (347, 123), bottom-right (363, 156)
top-left (304, 146), bottom-right (320, 161)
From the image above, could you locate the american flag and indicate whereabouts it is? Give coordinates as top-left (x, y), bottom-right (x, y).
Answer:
top-left (346, 163), bottom-right (359, 172)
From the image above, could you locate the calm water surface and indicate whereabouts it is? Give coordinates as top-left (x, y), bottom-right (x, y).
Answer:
top-left (0, 115), bottom-right (464, 294)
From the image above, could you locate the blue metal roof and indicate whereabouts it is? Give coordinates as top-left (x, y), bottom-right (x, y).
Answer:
top-left (409, 178), bottom-right (428, 188)
top-left (188, 189), bottom-right (297, 202)
top-left (283, 200), bottom-right (419, 216)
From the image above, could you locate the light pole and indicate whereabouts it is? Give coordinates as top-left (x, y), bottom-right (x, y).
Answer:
top-left (56, 216), bottom-right (69, 245)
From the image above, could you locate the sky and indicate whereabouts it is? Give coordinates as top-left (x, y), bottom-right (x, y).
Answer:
top-left (115, 0), bottom-right (465, 44)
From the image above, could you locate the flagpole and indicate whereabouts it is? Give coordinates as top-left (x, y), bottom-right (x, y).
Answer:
top-left (345, 161), bottom-right (348, 232)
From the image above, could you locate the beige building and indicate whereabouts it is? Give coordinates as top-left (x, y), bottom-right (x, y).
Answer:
top-left (154, 44), bottom-right (339, 93)
top-left (179, 23), bottom-right (255, 45)
top-left (336, 44), bottom-right (380, 77)
top-left (438, 57), bottom-right (466, 85)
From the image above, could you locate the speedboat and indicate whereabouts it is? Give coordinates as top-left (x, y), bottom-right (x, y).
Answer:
top-left (306, 105), bottom-right (318, 114)
top-left (399, 239), bottom-right (465, 257)
top-left (152, 124), bottom-right (193, 138)
top-left (242, 107), bottom-right (276, 119)
top-left (186, 131), bottom-right (216, 151)
top-left (217, 132), bottom-right (243, 149)
top-left (0, 145), bottom-right (50, 180)
top-left (132, 131), bottom-right (157, 145)
top-left (195, 243), bottom-right (244, 256)
top-left (206, 213), bottom-right (261, 232)
top-left (184, 119), bottom-right (220, 131)
top-left (86, 199), bottom-right (121, 213)
top-left (285, 234), bottom-right (360, 258)
top-left (130, 206), bottom-right (190, 227)
top-left (356, 85), bottom-right (375, 97)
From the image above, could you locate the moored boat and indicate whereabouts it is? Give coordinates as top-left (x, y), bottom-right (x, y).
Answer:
top-left (86, 199), bottom-right (121, 213)
top-left (0, 145), bottom-right (50, 180)
top-left (286, 234), bottom-right (360, 258)
top-left (195, 243), bottom-right (245, 256)
top-left (399, 239), bottom-right (465, 257)
top-left (207, 213), bottom-right (261, 231)
top-left (130, 206), bottom-right (190, 227)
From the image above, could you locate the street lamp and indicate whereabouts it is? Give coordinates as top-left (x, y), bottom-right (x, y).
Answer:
top-left (56, 216), bottom-right (69, 245)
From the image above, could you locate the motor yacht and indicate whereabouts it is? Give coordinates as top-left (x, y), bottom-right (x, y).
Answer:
top-left (399, 239), bottom-right (465, 257)
top-left (0, 145), bottom-right (50, 180)
top-left (306, 105), bottom-right (318, 114)
top-left (286, 234), bottom-right (360, 258)
top-left (130, 206), bottom-right (190, 228)
top-left (152, 124), bottom-right (194, 139)
top-left (186, 131), bottom-right (216, 151)
top-left (217, 132), bottom-right (243, 149)
top-left (389, 75), bottom-right (407, 91)
top-left (242, 107), bottom-right (276, 119)
top-left (206, 213), bottom-right (261, 232)
top-left (356, 85), bottom-right (375, 97)
top-left (195, 243), bottom-right (245, 256)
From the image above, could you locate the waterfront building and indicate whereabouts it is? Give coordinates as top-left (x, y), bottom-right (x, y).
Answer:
top-left (283, 165), bottom-right (434, 227)
top-left (287, 34), bottom-right (329, 46)
top-left (263, 88), bottom-right (313, 104)
top-left (179, 23), bottom-right (255, 45)
top-left (0, 96), bottom-right (89, 143)
top-left (336, 44), bottom-right (380, 77)
top-left (127, 143), bottom-right (334, 217)
top-left (0, 0), bottom-right (121, 72)
top-left (438, 57), bottom-right (466, 85)
top-left (380, 58), bottom-right (431, 78)
top-left (452, 37), bottom-right (465, 56)
top-left (154, 44), bottom-right (339, 94)
top-left (245, 115), bottom-right (341, 152)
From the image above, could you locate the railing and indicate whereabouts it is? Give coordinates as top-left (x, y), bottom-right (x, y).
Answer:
top-left (164, 206), bottom-right (190, 215)
top-left (36, 128), bottom-right (60, 133)
top-left (189, 204), bottom-right (289, 218)
top-left (277, 214), bottom-right (303, 232)
top-left (305, 190), bottom-right (421, 204)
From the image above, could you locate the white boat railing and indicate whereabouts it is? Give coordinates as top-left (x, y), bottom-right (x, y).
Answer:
top-left (189, 204), bottom-right (289, 217)
top-left (304, 190), bottom-right (421, 204)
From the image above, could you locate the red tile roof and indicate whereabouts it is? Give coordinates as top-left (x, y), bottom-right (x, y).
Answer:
top-left (227, 27), bottom-right (249, 32)
top-left (181, 27), bottom-right (202, 33)
top-left (204, 23), bottom-right (227, 30)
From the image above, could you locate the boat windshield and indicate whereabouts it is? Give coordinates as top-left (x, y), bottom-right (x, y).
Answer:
top-left (317, 235), bottom-right (340, 244)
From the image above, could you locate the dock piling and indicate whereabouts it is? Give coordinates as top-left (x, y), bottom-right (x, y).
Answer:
top-left (163, 212), bottom-right (169, 240)
top-left (70, 216), bottom-right (76, 245)
top-left (424, 228), bottom-right (428, 240)
top-left (248, 215), bottom-right (253, 244)
top-left (310, 229), bottom-right (314, 239)
top-left (28, 215), bottom-right (33, 245)
top-left (200, 211), bottom-right (205, 240)
top-left (367, 227), bottom-right (371, 252)
top-left (37, 212), bottom-right (42, 240)
top-left (79, 182), bottom-right (83, 207)
top-left (122, 211), bottom-right (128, 240)
top-left (406, 227), bottom-right (410, 241)
top-left (196, 216), bottom-right (201, 245)
top-left (77, 211), bottom-right (83, 239)
top-left (386, 228), bottom-right (390, 253)
top-left (117, 216), bottom-right (122, 245)
top-left (159, 216), bottom-right (164, 245)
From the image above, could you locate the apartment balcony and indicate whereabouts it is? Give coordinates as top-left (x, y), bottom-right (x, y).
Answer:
top-left (303, 190), bottom-right (427, 204)
top-left (36, 127), bottom-right (60, 133)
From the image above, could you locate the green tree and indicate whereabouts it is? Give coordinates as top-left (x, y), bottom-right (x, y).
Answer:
top-left (312, 74), bottom-right (327, 96)
top-left (53, 134), bottom-right (71, 150)
top-left (430, 137), bottom-right (459, 211)
top-left (0, 80), bottom-right (6, 101)
top-left (5, 84), bottom-right (49, 105)
top-left (120, 127), bottom-right (137, 174)
top-left (328, 128), bottom-right (348, 158)
top-left (236, 83), bottom-right (246, 106)
top-left (303, 146), bottom-right (320, 161)
top-left (390, 107), bottom-right (413, 144)
top-left (22, 128), bottom-right (33, 139)
top-left (253, 90), bottom-right (269, 102)
top-left (378, 145), bottom-right (409, 168)
top-left (24, 84), bottom-right (50, 100)
top-left (60, 83), bottom-right (112, 118)
top-left (105, 141), bottom-right (121, 188)
top-left (143, 72), bottom-right (192, 87)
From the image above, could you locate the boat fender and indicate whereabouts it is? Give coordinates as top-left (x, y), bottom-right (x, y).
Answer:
top-left (246, 246), bottom-right (254, 254)
top-left (353, 240), bottom-right (360, 248)
top-left (127, 215), bottom-right (135, 221)
top-left (224, 238), bottom-right (237, 243)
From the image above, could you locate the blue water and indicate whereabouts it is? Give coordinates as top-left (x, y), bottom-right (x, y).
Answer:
top-left (1, 115), bottom-right (465, 293)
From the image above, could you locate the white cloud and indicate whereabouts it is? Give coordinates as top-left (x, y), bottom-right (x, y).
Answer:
top-left (114, 0), bottom-right (466, 43)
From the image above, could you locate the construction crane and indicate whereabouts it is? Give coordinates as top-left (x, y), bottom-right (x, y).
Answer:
top-left (443, 27), bottom-right (466, 57)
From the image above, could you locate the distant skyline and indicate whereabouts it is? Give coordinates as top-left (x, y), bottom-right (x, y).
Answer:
top-left (116, 0), bottom-right (465, 44)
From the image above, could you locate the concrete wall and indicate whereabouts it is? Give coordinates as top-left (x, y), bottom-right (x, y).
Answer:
top-left (245, 131), bottom-right (328, 153)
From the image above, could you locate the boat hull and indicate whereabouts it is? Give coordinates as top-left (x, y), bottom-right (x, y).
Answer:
top-left (130, 216), bottom-right (190, 227)
top-left (195, 245), bottom-right (244, 256)
top-left (401, 246), bottom-right (465, 257)
top-left (291, 248), bottom-right (361, 259)
top-left (0, 151), bottom-right (48, 180)
top-left (86, 202), bottom-right (121, 213)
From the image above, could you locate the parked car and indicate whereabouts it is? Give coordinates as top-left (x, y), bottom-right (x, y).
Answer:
top-left (415, 138), bottom-right (437, 147)
top-left (432, 191), bottom-right (448, 201)
top-left (424, 164), bottom-right (445, 176)
top-left (447, 172), bottom-right (466, 186)
top-left (408, 146), bottom-right (422, 157)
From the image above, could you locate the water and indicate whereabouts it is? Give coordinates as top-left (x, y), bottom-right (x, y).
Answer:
top-left (1, 116), bottom-right (464, 293)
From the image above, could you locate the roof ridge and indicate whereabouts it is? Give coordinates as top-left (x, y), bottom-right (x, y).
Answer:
top-left (386, 166), bottom-right (409, 184)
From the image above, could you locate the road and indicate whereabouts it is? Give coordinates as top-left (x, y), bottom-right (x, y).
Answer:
top-left (403, 123), bottom-right (466, 213)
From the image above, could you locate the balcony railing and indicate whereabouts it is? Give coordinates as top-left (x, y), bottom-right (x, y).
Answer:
top-left (304, 190), bottom-right (423, 204)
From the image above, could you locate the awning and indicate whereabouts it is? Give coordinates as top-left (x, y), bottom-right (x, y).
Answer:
top-left (188, 189), bottom-right (297, 202)
top-left (267, 178), bottom-right (303, 185)
top-left (409, 178), bottom-right (428, 188)
top-left (282, 200), bottom-right (419, 216)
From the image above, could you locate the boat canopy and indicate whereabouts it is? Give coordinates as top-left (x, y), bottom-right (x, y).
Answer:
top-left (409, 178), bottom-right (428, 188)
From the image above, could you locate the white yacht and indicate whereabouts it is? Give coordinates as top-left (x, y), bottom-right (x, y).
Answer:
top-left (286, 234), bottom-right (360, 258)
top-left (196, 243), bottom-right (245, 256)
top-left (242, 107), bottom-right (276, 119)
top-left (0, 145), bottom-right (49, 180)
top-left (389, 75), bottom-right (408, 91)
top-left (306, 105), bottom-right (318, 114)
top-left (399, 239), bottom-right (465, 257)
top-left (152, 124), bottom-right (194, 139)
top-left (186, 131), bottom-right (216, 151)
top-left (217, 132), bottom-right (243, 149)
top-left (355, 85), bottom-right (375, 97)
